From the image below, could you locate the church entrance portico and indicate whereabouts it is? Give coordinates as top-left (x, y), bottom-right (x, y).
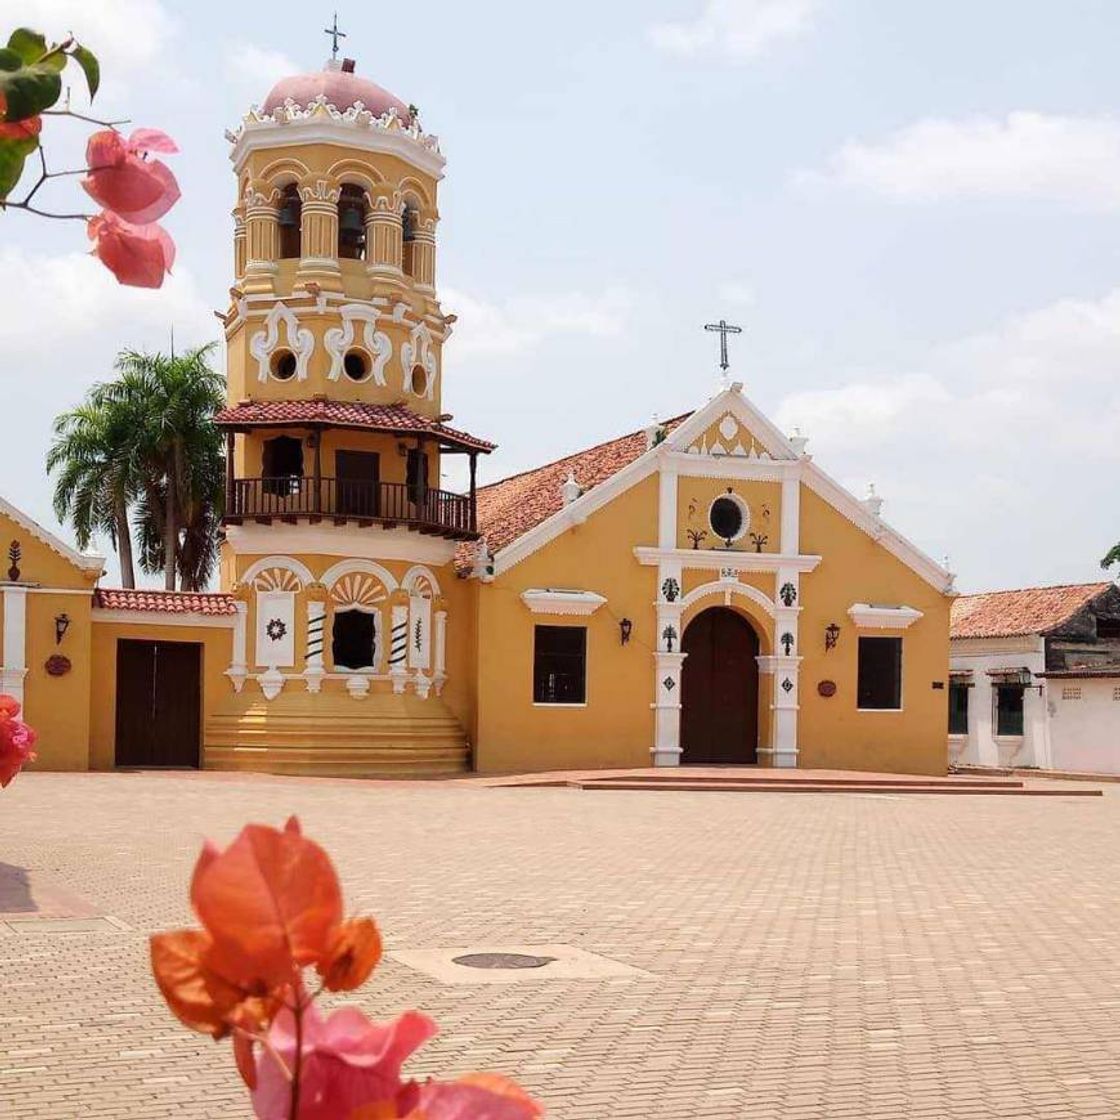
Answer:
top-left (680, 607), bottom-right (760, 764)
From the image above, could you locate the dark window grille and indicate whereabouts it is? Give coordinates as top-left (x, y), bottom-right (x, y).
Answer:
top-left (857, 636), bottom-right (902, 710)
top-left (948, 682), bottom-right (969, 734)
top-left (995, 685), bottom-right (1025, 736)
top-left (533, 625), bottom-right (587, 704)
top-left (332, 610), bottom-right (376, 670)
top-left (709, 496), bottom-right (744, 543)
top-left (406, 448), bottom-right (429, 506)
top-left (261, 436), bottom-right (303, 497)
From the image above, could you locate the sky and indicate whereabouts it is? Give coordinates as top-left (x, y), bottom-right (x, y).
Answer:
top-left (3, 0), bottom-right (1120, 593)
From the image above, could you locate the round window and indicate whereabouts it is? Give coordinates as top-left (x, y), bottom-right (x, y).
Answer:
top-left (343, 349), bottom-right (370, 382)
top-left (410, 364), bottom-right (428, 396)
top-left (270, 349), bottom-right (297, 381)
top-left (709, 493), bottom-right (749, 544)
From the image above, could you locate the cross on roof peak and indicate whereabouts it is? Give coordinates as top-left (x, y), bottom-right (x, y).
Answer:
top-left (704, 318), bottom-right (743, 373)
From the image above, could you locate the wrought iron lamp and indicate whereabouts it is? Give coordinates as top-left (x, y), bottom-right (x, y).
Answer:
top-left (619, 618), bottom-right (633, 646)
top-left (54, 612), bottom-right (71, 645)
top-left (824, 622), bottom-right (841, 651)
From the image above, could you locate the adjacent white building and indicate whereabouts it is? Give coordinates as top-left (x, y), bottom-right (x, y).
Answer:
top-left (949, 582), bottom-right (1120, 774)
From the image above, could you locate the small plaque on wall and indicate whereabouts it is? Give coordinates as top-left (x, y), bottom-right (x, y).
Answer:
top-left (817, 679), bottom-right (837, 698)
top-left (45, 654), bottom-right (71, 677)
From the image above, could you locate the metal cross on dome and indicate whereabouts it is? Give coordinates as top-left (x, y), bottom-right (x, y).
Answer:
top-left (324, 12), bottom-right (347, 59)
top-left (704, 318), bottom-right (743, 372)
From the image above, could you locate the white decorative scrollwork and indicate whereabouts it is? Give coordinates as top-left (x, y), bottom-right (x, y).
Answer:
top-left (324, 304), bottom-right (392, 384)
top-left (252, 565), bottom-right (304, 592)
top-left (400, 321), bottom-right (438, 400)
top-left (330, 573), bottom-right (388, 609)
top-left (249, 303), bottom-right (314, 383)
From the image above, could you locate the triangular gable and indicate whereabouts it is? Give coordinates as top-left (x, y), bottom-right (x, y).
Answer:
top-left (0, 495), bottom-right (105, 579)
top-left (490, 384), bottom-right (954, 594)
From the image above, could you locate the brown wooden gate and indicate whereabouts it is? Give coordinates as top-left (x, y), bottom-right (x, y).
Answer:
top-left (680, 607), bottom-right (759, 764)
top-left (114, 639), bottom-right (201, 768)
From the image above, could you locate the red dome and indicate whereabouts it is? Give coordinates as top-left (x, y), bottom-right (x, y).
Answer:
top-left (262, 66), bottom-right (412, 123)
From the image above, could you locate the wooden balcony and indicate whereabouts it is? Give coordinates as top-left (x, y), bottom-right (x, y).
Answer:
top-left (223, 477), bottom-right (478, 540)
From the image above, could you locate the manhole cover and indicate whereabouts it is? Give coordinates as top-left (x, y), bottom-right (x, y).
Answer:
top-left (452, 952), bottom-right (557, 970)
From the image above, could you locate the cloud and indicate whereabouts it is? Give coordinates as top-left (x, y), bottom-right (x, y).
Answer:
top-left (775, 289), bottom-right (1120, 587)
top-left (441, 286), bottom-right (636, 359)
top-left (800, 112), bottom-right (1120, 208)
top-left (649, 0), bottom-right (818, 61)
top-left (0, 248), bottom-right (218, 583)
top-left (18, 0), bottom-right (176, 77)
top-left (223, 43), bottom-right (301, 108)
top-left (718, 282), bottom-right (756, 307)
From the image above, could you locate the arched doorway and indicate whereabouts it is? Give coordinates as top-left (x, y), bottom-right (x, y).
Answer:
top-left (680, 607), bottom-right (760, 764)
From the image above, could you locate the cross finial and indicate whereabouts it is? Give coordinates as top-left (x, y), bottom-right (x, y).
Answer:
top-left (324, 12), bottom-right (347, 60)
top-left (704, 318), bottom-right (743, 373)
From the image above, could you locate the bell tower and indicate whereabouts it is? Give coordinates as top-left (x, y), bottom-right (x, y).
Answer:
top-left (207, 51), bottom-right (492, 777)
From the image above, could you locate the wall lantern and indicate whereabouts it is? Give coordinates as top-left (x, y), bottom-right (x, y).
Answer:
top-left (54, 612), bottom-right (71, 645)
top-left (824, 622), bottom-right (841, 651)
top-left (619, 618), bottom-right (633, 646)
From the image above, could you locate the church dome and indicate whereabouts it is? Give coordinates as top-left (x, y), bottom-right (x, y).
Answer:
top-left (262, 63), bottom-right (412, 124)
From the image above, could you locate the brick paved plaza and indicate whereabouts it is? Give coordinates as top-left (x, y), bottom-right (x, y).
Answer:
top-left (2, 771), bottom-right (1119, 1119)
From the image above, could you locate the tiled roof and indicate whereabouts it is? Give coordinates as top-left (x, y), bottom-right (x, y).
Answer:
top-left (950, 583), bottom-right (1113, 639)
top-left (457, 414), bottom-right (691, 567)
top-left (214, 400), bottom-right (495, 452)
top-left (93, 589), bottom-right (238, 615)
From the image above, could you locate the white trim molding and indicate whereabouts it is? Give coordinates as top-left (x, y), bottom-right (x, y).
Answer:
top-left (634, 547), bottom-right (822, 575)
top-left (225, 524), bottom-right (458, 566)
top-left (0, 495), bottom-right (105, 573)
top-left (847, 603), bottom-right (924, 630)
top-left (92, 609), bottom-right (236, 629)
top-left (1, 585), bottom-right (28, 707)
top-left (521, 589), bottom-right (607, 616)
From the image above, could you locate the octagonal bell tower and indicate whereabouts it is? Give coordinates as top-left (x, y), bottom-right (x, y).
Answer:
top-left (208, 54), bottom-right (493, 778)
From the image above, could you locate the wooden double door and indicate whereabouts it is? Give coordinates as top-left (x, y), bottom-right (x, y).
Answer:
top-left (114, 640), bottom-right (201, 768)
top-left (680, 607), bottom-right (760, 765)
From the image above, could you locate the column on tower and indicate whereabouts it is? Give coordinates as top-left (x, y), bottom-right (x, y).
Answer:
top-left (242, 180), bottom-right (279, 294)
top-left (296, 176), bottom-right (343, 292)
top-left (365, 187), bottom-right (404, 277)
top-left (409, 212), bottom-right (438, 292)
top-left (232, 203), bottom-right (247, 279)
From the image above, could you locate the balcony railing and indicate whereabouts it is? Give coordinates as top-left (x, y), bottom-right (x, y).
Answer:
top-left (224, 477), bottom-right (477, 539)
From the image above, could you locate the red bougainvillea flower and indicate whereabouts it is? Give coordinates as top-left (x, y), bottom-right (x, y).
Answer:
top-left (405, 1074), bottom-right (544, 1119)
top-left (0, 115), bottom-right (41, 142)
top-left (151, 817), bottom-right (383, 1040)
top-left (87, 212), bottom-right (175, 289)
top-left (81, 127), bottom-right (180, 224)
top-left (251, 1002), bottom-right (437, 1120)
top-left (0, 694), bottom-right (37, 788)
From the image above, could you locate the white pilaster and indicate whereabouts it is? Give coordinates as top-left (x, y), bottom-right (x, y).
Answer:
top-left (651, 552), bottom-right (685, 766)
top-left (658, 467), bottom-right (678, 549)
top-left (1, 586), bottom-right (28, 707)
top-left (770, 567), bottom-right (803, 767)
top-left (780, 471), bottom-right (801, 554)
top-left (1022, 680), bottom-right (1052, 768)
top-left (433, 609), bottom-right (448, 695)
top-left (226, 600), bottom-right (248, 693)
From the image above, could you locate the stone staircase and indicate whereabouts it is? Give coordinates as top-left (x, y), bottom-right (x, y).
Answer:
top-left (205, 688), bottom-right (470, 778)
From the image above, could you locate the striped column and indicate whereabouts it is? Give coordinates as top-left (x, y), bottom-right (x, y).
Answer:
top-left (303, 588), bottom-right (327, 694)
top-left (388, 601), bottom-right (409, 694)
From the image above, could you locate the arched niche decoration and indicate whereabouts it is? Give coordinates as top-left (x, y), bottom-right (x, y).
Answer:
top-left (324, 304), bottom-right (392, 384)
top-left (400, 321), bottom-right (438, 401)
top-left (249, 302), bottom-right (314, 383)
top-left (243, 556), bottom-right (313, 590)
top-left (243, 558), bottom-right (311, 672)
top-left (402, 566), bottom-right (440, 672)
top-left (680, 579), bottom-right (775, 656)
top-left (322, 560), bottom-right (397, 674)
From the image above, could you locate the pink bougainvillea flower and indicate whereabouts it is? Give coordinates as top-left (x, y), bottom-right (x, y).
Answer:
top-left (405, 1074), bottom-right (544, 1119)
top-left (81, 127), bottom-right (180, 224)
top-left (0, 694), bottom-right (37, 788)
top-left (88, 212), bottom-right (175, 288)
top-left (251, 1002), bottom-right (437, 1120)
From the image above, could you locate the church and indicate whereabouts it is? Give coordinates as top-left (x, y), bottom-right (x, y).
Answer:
top-left (0, 54), bottom-right (956, 779)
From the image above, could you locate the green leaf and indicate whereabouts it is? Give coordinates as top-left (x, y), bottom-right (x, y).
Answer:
top-left (0, 47), bottom-right (22, 73)
top-left (70, 44), bottom-right (99, 100)
top-left (7, 28), bottom-right (48, 65)
top-left (0, 131), bottom-right (38, 200)
top-left (0, 64), bottom-right (61, 121)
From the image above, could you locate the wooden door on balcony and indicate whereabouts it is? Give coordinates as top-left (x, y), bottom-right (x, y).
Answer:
top-left (336, 451), bottom-right (380, 517)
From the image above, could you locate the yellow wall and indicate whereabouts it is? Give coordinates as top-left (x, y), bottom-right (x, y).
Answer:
top-left (474, 474), bottom-right (659, 772)
top-left (796, 488), bottom-right (950, 775)
top-left (88, 622), bottom-right (234, 771)
top-left (677, 478), bottom-right (781, 553)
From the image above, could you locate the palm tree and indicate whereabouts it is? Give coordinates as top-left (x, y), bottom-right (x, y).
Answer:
top-left (47, 399), bottom-right (140, 588)
top-left (98, 344), bottom-right (225, 591)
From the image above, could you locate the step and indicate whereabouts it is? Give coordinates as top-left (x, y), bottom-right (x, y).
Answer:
top-left (579, 774), bottom-right (1026, 790)
top-left (578, 781), bottom-right (1102, 796)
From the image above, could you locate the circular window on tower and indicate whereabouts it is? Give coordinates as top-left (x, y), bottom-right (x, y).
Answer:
top-left (709, 491), bottom-right (750, 546)
top-left (409, 364), bottom-right (429, 397)
top-left (343, 349), bottom-right (370, 382)
top-left (270, 349), bottom-right (297, 381)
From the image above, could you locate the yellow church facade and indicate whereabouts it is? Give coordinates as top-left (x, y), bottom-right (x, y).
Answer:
top-left (1, 58), bottom-right (956, 779)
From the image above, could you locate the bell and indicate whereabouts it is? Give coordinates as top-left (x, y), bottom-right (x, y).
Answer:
top-left (278, 201), bottom-right (299, 228)
top-left (340, 206), bottom-right (365, 236)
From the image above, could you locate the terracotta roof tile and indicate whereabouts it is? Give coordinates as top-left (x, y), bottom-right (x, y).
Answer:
top-left (950, 583), bottom-right (1113, 639)
top-left (454, 413), bottom-right (691, 570)
top-left (214, 400), bottom-right (495, 452)
top-left (94, 589), bottom-right (238, 615)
